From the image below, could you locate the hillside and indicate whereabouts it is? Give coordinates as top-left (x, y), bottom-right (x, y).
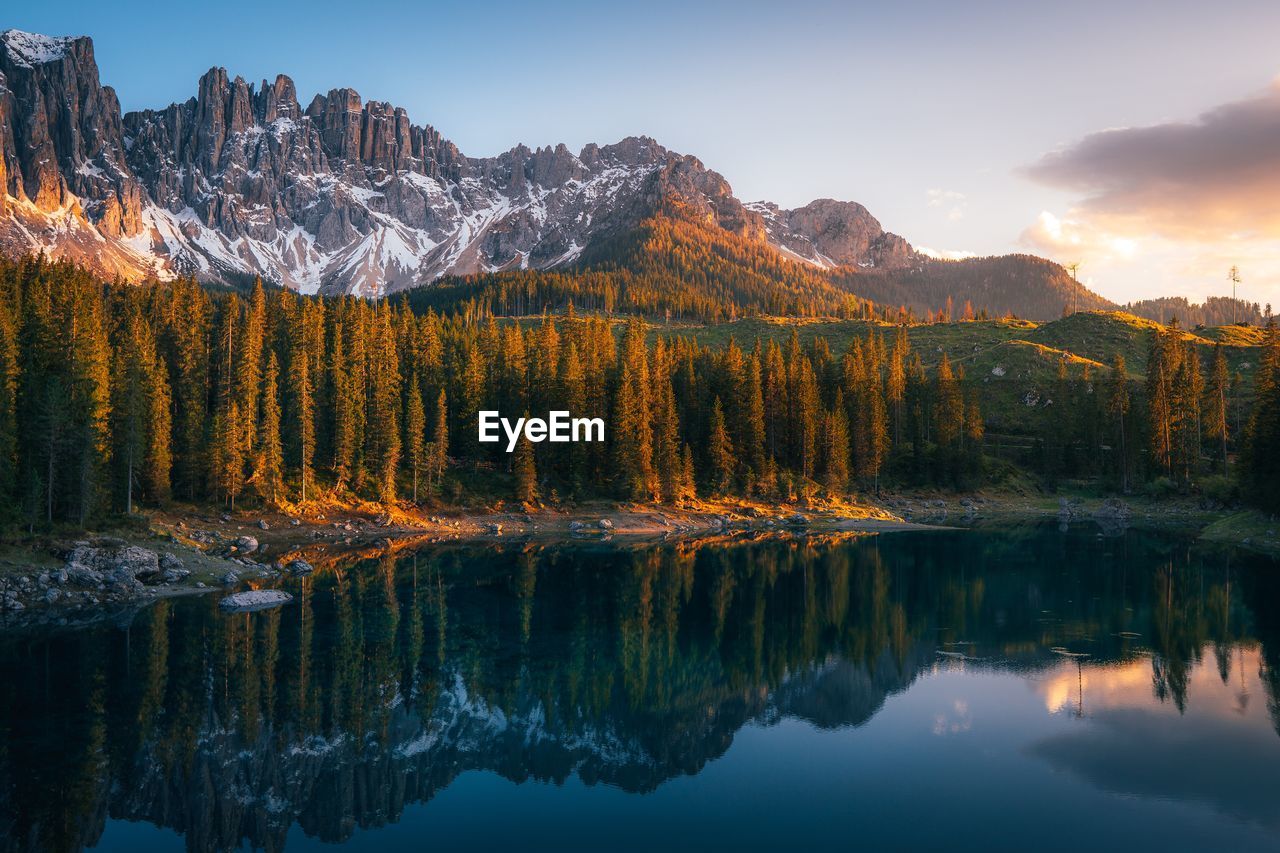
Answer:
top-left (645, 310), bottom-right (1263, 383)
top-left (831, 254), bottom-right (1114, 320)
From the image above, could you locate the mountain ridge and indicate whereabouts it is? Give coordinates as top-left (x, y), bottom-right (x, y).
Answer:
top-left (0, 28), bottom-right (1111, 319)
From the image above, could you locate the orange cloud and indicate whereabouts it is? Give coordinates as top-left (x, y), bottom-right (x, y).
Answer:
top-left (1023, 81), bottom-right (1280, 242)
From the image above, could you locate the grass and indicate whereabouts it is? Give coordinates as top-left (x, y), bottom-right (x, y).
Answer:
top-left (1200, 510), bottom-right (1280, 555)
top-left (507, 308), bottom-right (1267, 394)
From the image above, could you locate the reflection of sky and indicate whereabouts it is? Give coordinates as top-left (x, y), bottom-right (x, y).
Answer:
top-left (156, 645), bottom-right (1277, 853)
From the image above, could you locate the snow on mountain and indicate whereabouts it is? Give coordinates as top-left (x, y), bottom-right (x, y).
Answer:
top-left (0, 30), bottom-right (918, 297)
top-left (0, 30), bottom-right (77, 68)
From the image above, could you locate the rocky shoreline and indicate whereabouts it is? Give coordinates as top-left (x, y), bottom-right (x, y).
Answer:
top-left (0, 492), bottom-right (1268, 630)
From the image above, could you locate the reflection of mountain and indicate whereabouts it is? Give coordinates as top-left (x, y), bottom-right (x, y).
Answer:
top-left (0, 527), bottom-right (1277, 852)
top-left (112, 671), bottom-right (770, 849)
top-left (766, 651), bottom-right (934, 730)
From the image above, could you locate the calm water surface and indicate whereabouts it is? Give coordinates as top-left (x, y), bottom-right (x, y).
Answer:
top-left (2, 523), bottom-right (1278, 852)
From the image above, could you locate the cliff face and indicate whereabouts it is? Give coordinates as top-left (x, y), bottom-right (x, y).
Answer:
top-left (0, 29), bottom-right (926, 297)
top-left (749, 198), bottom-right (918, 269)
top-left (0, 29), bottom-right (1111, 319)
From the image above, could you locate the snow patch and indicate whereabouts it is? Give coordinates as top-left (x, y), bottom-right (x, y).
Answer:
top-left (1, 30), bottom-right (78, 68)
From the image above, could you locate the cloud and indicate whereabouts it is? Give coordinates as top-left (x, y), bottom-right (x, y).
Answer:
top-left (917, 245), bottom-right (976, 261)
top-left (1019, 211), bottom-right (1138, 263)
top-left (926, 188), bottom-right (967, 221)
top-left (1023, 81), bottom-right (1280, 241)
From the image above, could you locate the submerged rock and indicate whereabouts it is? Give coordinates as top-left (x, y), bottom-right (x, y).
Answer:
top-left (286, 559), bottom-right (314, 576)
top-left (219, 589), bottom-right (293, 612)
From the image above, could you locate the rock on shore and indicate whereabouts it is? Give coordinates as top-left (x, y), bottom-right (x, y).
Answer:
top-left (219, 590), bottom-right (293, 612)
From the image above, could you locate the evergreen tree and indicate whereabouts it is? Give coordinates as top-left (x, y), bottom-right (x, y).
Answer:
top-left (611, 319), bottom-right (655, 500)
top-left (290, 342), bottom-right (315, 503)
top-left (1107, 356), bottom-right (1131, 492)
top-left (109, 307), bottom-right (172, 512)
top-left (405, 374), bottom-right (426, 503)
top-left (821, 393), bottom-right (850, 495)
top-left (252, 352), bottom-right (284, 506)
top-left (706, 397), bottom-right (734, 496)
top-left (1206, 343), bottom-right (1230, 476)
top-left (427, 389), bottom-right (450, 492)
top-left (1241, 321), bottom-right (1280, 513)
top-left (513, 435), bottom-right (538, 504)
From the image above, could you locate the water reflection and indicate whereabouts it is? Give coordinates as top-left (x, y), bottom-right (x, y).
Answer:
top-left (0, 525), bottom-right (1277, 851)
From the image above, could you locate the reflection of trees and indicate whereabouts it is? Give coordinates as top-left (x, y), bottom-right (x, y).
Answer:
top-left (0, 527), bottom-right (1276, 851)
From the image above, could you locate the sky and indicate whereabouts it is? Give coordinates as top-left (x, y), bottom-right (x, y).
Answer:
top-left (8, 0), bottom-right (1280, 307)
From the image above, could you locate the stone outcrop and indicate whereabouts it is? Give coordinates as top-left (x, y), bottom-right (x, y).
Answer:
top-left (0, 28), bottom-right (928, 298)
top-left (747, 198), bottom-right (918, 269)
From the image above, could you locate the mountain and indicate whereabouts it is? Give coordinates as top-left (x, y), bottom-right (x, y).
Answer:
top-left (0, 29), bottom-right (1108, 318)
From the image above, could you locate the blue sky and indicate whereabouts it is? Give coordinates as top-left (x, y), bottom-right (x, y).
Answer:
top-left (8, 0), bottom-right (1280, 304)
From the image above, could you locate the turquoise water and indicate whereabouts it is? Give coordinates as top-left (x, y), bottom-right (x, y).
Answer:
top-left (3, 523), bottom-right (1278, 851)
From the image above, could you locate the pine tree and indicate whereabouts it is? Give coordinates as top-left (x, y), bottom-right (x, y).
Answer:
top-left (1206, 343), bottom-right (1230, 476)
top-left (0, 287), bottom-right (17, 509)
top-left (1241, 321), bottom-right (1280, 513)
top-left (291, 342), bottom-right (315, 503)
top-left (405, 374), bottom-right (426, 503)
top-left (238, 279), bottom-right (267, 458)
top-left (513, 434), bottom-right (537, 504)
top-left (611, 319), bottom-right (655, 500)
top-left (1146, 327), bottom-right (1179, 476)
top-left (368, 305), bottom-right (402, 503)
top-left (821, 393), bottom-right (850, 495)
top-left (252, 352), bottom-right (284, 506)
top-left (427, 389), bottom-right (449, 491)
top-left (1107, 355), bottom-right (1131, 492)
top-left (109, 307), bottom-right (172, 512)
top-left (212, 401), bottom-right (244, 509)
top-left (886, 326), bottom-right (908, 446)
top-left (706, 397), bottom-right (735, 496)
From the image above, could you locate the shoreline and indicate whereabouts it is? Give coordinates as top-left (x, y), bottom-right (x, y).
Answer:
top-left (0, 493), bottom-right (1273, 631)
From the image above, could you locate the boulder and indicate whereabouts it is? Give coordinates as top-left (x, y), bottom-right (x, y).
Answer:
top-left (219, 590), bottom-right (293, 612)
top-left (1094, 498), bottom-right (1132, 520)
top-left (235, 535), bottom-right (259, 552)
top-left (286, 559), bottom-right (314, 576)
top-left (64, 542), bottom-right (160, 585)
top-left (598, 519), bottom-right (614, 530)
top-left (568, 521), bottom-right (586, 532)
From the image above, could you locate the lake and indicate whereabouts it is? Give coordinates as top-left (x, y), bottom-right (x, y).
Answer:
top-left (1, 523), bottom-right (1278, 852)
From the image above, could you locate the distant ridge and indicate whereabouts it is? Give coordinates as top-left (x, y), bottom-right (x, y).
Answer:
top-left (0, 29), bottom-right (1108, 319)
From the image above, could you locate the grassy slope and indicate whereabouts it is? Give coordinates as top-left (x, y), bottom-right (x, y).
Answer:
top-left (644, 310), bottom-right (1263, 380)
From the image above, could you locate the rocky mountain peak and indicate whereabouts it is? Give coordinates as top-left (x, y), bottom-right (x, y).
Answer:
top-left (0, 30), bottom-right (83, 69)
top-left (748, 197), bottom-right (918, 270)
top-left (0, 29), bottom-right (1102, 318)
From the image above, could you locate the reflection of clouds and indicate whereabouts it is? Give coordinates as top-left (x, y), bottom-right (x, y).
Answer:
top-left (932, 698), bottom-right (972, 736)
top-left (1040, 658), bottom-right (1151, 715)
top-left (1028, 645), bottom-right (1280, 828)
top-left (1036, 647), bottom-right (1266, 719)
top-left (1027, 706), bottom-right (1280, 829)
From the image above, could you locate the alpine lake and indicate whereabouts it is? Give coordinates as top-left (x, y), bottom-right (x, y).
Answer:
top-left (2, 521), bottom-right (1278, 852)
